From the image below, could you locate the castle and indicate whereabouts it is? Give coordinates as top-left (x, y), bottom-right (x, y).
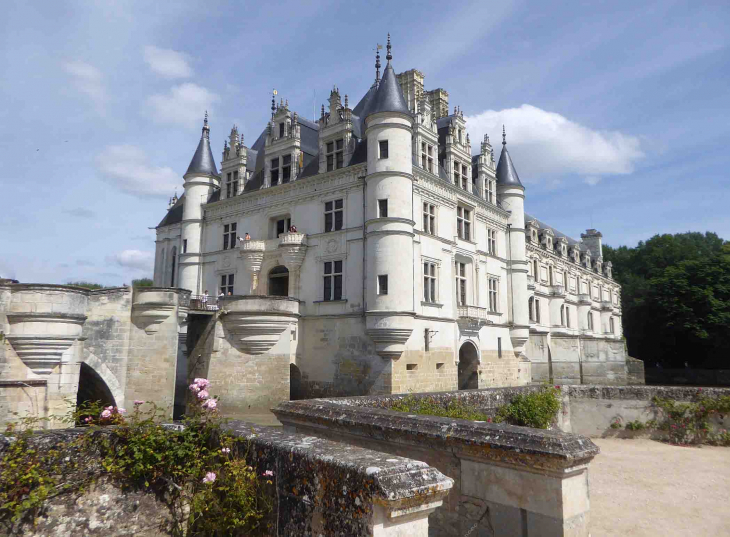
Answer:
top-left (0, 39), bottom-right (629, 426)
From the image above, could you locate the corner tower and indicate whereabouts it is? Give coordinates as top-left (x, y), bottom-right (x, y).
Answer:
top-left (495, 127), bottom-right (530, 359)
top-left (179, 113), bottom-right (220, 293)
top-left (363, 36), bottom-right (415, 359)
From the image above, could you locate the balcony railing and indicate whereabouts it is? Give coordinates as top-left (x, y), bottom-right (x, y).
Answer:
top-left (189, 295), bottom-right (220, 312)
top-left (457, 305), bottom-right (488, 321)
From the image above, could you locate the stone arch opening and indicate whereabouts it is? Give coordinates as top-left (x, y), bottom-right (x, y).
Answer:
top-left (457, 341), bottom-right (479, 390)
top-left (290, 363), bottom-right (302, 400)
top-left (268, 265), bottom-right (289, 297)
top-left (77, 362), bottom-right (116, 410)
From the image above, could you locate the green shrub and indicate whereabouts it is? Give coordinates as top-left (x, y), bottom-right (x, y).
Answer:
top-left (390, 395), bottom-right (493, 422)
top-left (494, 387), bottom-right (561, 429)
top-left (625, 420), bottom-right (645, 431)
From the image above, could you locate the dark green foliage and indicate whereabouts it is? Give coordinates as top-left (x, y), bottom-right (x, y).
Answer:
top-left (494, 387), bottom-right (561, 429)
top-left (603, 232), bottom-right (730, 368)
top-left (651, 393), bottom-right (730, 445)
top-left (132, 278), bottom-right (154, 287)
top-left (66, 281), bottom-right (108, 290)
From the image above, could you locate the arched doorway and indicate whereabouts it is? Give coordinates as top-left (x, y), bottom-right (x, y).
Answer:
top-left (268, 265), bottom-right (289, 296)
top-left (77, 362), bottom-right (116, 414)
top-left (457, 341), bottom-right (479, 390)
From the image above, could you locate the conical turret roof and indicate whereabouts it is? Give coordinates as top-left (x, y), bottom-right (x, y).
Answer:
top-left (186, 113), bottom-right (219, 177)
top-left (365, 36), bottom-right (410, 120)
top-left (496, 127), bottom-right (523, 189)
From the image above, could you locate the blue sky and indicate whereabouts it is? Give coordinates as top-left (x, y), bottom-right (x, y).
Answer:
top-left (1, 0), bottom-right (728, 285)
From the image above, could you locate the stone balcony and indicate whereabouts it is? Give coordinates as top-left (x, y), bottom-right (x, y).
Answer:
top-left (600, 300), bottom-right (614, 311)
top-left (457, 305), bottom-right (488, 321)
top-left (550, 285), bottom-right (565, 297)
top-left (219, 295), bottom-right (300, 355)
top-left (527, 275), bottom-right (536, 290)
top-left (578, 293), bottom-right (592, 305)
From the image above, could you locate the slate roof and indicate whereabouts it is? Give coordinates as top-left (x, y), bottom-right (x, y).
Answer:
top-left (524, 213), bottom-right (586, 250)
top-left (495, 143), bottom-right (523, 188)
top-left (157, 194), bottom-right (184, 227)
top-left (365, 62), bottom-right (410, 120)
top-left (186, 119), bottom-right (219, 177)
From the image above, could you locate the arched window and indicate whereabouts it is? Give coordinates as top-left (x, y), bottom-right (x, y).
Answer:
top-left (268, 265), bottom-right (289, 297)
top-left (170, 246), bottom-right (177, 287)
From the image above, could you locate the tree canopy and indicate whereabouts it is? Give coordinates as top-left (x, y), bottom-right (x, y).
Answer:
top-left (603, 232), bottom-right (730, 368)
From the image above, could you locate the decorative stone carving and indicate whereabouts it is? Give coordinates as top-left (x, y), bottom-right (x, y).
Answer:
top-left (278, 233), bottom-right (307, 270)
top-left (219, 296), bottom-right (299, 355)
top-left (131, 290), bottom-right (178, 334)
top-left (6, 313), bottom-right (86, 375)
top-left (240, 240), bottom-right (265, 293)
top-left (366, 328), bottom-right (413, 360)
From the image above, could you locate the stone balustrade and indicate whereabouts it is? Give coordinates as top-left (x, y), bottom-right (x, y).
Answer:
top-left (456, 305), bottom-right (487, 321)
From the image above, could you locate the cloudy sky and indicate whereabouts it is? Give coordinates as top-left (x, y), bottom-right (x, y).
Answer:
top-left (1, 0), bottom-right (728, 285)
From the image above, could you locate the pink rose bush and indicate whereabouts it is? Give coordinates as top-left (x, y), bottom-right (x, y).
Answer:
top-left (189, 378), bottom-right (218, 412)
top-left (202, 472), bottom-right (217, 484)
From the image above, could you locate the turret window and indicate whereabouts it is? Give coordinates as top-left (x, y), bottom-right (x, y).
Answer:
top-left (423, 203), bottom-right (436, 235)
top-left (323, 260), bottom-right (343, 301)
top-left (271, 158), bottom-right (279, 185)
top-left (379, 140), bottom-right (389, 159)
top-left (223, 222), bottom-right (237, 250)
top-left (377, 275), bottom-right (388, 295)
top-left (324, 199), bottom-right (344, 232)
top-left (456, 206), bottom-right (471, 241)
top-left (378, 199), bottom-right (388, 218)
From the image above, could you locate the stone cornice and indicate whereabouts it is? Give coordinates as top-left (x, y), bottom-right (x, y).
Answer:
top-left (526, 243), bottom-right (618, 288)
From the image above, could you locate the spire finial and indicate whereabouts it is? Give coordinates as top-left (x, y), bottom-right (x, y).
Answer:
top-left (271, 89), bottom-right (277, 119)
top-left (375, 44), bottom-right (382, 84)
top-left (202, 111), bottom-right (210, 139)
top-left (502, 125), bottom-right (506, 146)
top-left (386, 33), bottom-right (392, 63)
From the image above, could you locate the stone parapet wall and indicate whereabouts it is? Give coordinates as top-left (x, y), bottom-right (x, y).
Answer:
top-left (274, 395), bottom-right (599, 536)
top-left (0, 422), bottom-right (452, 537)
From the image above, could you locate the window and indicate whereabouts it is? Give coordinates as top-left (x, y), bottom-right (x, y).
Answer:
top-left (276, 217), bottom-right (291, 238)
top-left (528, 297), bottom-right (535, 321)
top-left (226, 172), bottom-right (236, 198)
top-left (424, 262), bottom-right (437, 303)
top-left (170, 246), bottom-right (176, 287)
top-left (183, 239), bottom-right (187, 254)
top-left (271, 158), bottom-right (279, 185)
top-left (455, 261), bottom-right (467, 306)
top-left (220, 273), bottom-right (234, 295)
top-left (282, 155), bottom-right (291, 183)
top-left (532, 259), bottom-right (539, 278)
top-left (488, 277), bottom-right (498, 312)
top-left (457, 206), bottom-right (471, 241)
top-left (324, 199), bottom-right (344, 232)
top-left (560, 305), bottom-right (565, 326)
top-left (498, 337), bottom-right (502, 358)
top-left (453, 160), bottom-right (466, 189)
top-left (223, 222), bottom-right (237, 250)
top-left (421, 142), bottom-right (434, 173)
top-left (588, 312), bottom-right (594, 331)
top-left (323, 260), bottom-right (343, 301)
top-left (535, 299), bottom-right (541, 323)
top-left (566, 306), bottom-right (571, 328)
top-left (423, 203), bottom-right (436, 235)
top-left (326, 139), bottom-right (344, 171)
top-left (487, 228), bottom-right (497, 255)
top-left (609, 317), bottom-right (615, 334)
top-left (379, 140), bottom-right (388, 159)
top-left (549, 266), bottom-right (554, 286)
top-left (564, 271), bottom-right (569, 289)
top-left (378, 199), bottom-right (388, 218)
top-left (486, 179), bottom-right (495, 204)
top-left (378, 275), bottom-right (388, 295)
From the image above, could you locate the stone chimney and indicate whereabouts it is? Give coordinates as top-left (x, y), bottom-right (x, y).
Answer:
top-left (580, 229), bottom-right (603, 259)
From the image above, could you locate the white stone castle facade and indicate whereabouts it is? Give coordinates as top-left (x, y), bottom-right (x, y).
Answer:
top-left (152, 39), bottom-right (627, 408)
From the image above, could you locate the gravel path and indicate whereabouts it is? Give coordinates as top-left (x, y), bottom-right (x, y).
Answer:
top-left (590, 438), bottom-right (730, 536)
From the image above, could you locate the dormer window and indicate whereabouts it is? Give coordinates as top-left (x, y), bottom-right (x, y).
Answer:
top-left (271, 158), bottom-right (279, 185)
top-left (327, 139), bottom-right (344, 171)
top-left (226, 171), bottom-right (239, 198)
top-left (547, 238), bottom-right (553, 249)
top-left (421, 142), bottom-right (434, 173)
top-left (454, 161), bottom-right (467, 190)
top-left (279, 122), bottom-right (285, 138)
top-left (282, 155), bottom-right (292, 183)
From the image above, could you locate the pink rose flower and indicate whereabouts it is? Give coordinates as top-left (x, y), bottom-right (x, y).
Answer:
top-left (197, 390), bottom-right (209, 400)
top-left (118, 408), bottom-right (126, 414)
top-left (221, 448), bottom-right (231, 454)
top-left (202, 472), bottom-right (216, 484)
top-left (194, 378), bottom-right (210, 388)
top-left (101, 409), bottom-right (112, 419)
top-left (202, 399), bottom-right (217, 410)
top-left (105, 406), bottom-right (114, 411)
top-left (84, 417), bottom-right (92, 423)
top-left (134, 400), bottom-right (145, 405)
top-left (263, 470), bottom-right (274, 477)
top-left (189, 383), bottom-right (201, 393)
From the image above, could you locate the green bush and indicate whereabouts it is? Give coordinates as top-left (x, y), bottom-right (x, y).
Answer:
top-left (494, 387), bottom-right (561, 429)
top-left (625, 420), bottom-right (645, 431)
top-left (390, 395), bottom-right (493, 422)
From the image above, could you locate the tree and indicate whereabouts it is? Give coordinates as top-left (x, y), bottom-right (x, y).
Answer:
top-left (67, 281), bottom-right (107, 290)
top-left (603, 232), bottom-right (730, 368)
top-left (132, 278), bottom-right (153, 287)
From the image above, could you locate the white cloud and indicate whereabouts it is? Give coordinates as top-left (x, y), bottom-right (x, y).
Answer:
top-left (64, 208), bottom-right (95, 218)
top-left (143, 46), bottom-right (193, 78)
top-left (96, 145), bottom-right (180, 197)
top-left (465, 104), bottom-right (643, 184)
top-left (146, 83), bottom-right (219, 128)
top-left (63, 60), bottom-right (107, 113)
top-left (107, 250), bottom-right (153, 271)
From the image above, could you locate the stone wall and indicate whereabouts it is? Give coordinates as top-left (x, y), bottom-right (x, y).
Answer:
top-left (274, 393), bottom-right (599, 537)
top-left (0, 423), bottom-right (452, 537)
